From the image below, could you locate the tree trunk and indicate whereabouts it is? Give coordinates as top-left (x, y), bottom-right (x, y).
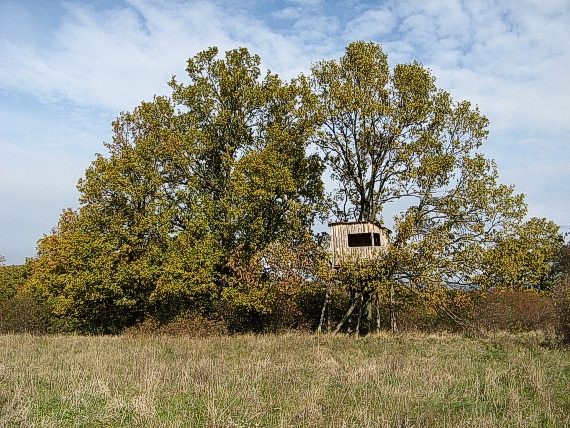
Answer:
top-left (317, 283), bottom-right (333, 333)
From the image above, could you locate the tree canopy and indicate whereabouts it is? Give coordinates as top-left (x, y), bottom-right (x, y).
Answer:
top-left (27, 47), bottom-right (326, 332)
top-left (23, 42), bottom-right (563, 334)
top-left (310, 42), bottom-right (561, 331)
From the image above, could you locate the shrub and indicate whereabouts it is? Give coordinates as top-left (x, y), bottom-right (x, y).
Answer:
top-left (122, 313), bottom-right (227, 337)
top-left (372, 289), bottom-right (555, 335)
top-left (469, 290), bottom-right (556, 333)
top-left (0, 295), bottom-right (53, 334)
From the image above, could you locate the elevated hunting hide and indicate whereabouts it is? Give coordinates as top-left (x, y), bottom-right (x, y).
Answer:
top-left (329, 222), bottom-right (390, 268)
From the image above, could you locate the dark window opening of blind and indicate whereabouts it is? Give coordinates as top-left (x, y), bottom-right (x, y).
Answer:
top-left (348, 233), bottom-right (373, 247)
top-left (373, 233), bottom-right (381, 246)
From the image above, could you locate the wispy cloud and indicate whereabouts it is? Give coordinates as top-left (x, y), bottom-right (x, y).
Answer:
top-left (344, 8), bottom-right (398, 40)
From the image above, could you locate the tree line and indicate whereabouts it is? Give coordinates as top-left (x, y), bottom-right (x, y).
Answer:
top-left (1, 42), bottom-right (568, 335)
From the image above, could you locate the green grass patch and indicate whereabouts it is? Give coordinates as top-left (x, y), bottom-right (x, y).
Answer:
top-left (0, 332), bottom-right (568, 427)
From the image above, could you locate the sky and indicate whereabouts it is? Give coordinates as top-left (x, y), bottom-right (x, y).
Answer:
top-left (1, 0), bottom-right (569, 264)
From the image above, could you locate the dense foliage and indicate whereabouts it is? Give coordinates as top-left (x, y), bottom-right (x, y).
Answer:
top-left (24, 47), bottom-right (326, 333)
top-left (5, 42), bottom-right (563, 334)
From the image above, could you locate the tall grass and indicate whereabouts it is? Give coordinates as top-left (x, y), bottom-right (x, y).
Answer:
top-left (1, 332), bottom-right (568, 427)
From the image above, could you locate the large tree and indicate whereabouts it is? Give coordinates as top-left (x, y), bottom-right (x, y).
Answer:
top-left (311, 41), bottom-right (561, 332)
top-left (28, 47), bottom-right (325, 332)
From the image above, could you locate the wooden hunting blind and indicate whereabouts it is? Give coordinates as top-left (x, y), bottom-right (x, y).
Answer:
top-left (329, 221), bottom-right (390, 268)
top-left (317, 221), bottom-right (392, 335)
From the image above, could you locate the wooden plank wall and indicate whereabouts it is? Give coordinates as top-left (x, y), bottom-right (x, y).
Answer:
top-left (330, 222), bottom-right (389, 267)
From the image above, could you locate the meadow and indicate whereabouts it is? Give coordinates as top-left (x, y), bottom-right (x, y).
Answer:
top-left (1, 332), bottom-right (569, 427)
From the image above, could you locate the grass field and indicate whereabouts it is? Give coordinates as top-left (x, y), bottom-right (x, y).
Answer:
top-left (1, 332), bottom-right (569, 427)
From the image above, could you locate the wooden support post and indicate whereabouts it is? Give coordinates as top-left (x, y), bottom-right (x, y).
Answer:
top-left (332, 292), bottom-right (362, 335)
top-left (327, 292), bottom-right (331, 333)
top-left (355, 293), bottom-right (364, 337)
top-left (390, 283), bottom-right (398, 334)
top-left (375, 291), bottom-right (381, 332)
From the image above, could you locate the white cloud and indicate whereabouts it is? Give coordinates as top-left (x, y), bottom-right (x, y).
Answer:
top-left (344, 8), bottom-right (397, 40)
top-left (272, 6), bottom-right (302, 20)
top-left (0, 0), bottom-right (342, 109)
top-left (0, 1), bottom-right (244, 110)
top-left (286, 0), bottom-right (323, 6)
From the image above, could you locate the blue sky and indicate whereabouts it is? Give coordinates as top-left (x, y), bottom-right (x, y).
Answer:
top-left (1, 0), bottom-right (569, 264)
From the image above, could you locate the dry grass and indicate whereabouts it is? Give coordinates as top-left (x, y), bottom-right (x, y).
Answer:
top-left (0, 332), bottom-right (569, 427)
